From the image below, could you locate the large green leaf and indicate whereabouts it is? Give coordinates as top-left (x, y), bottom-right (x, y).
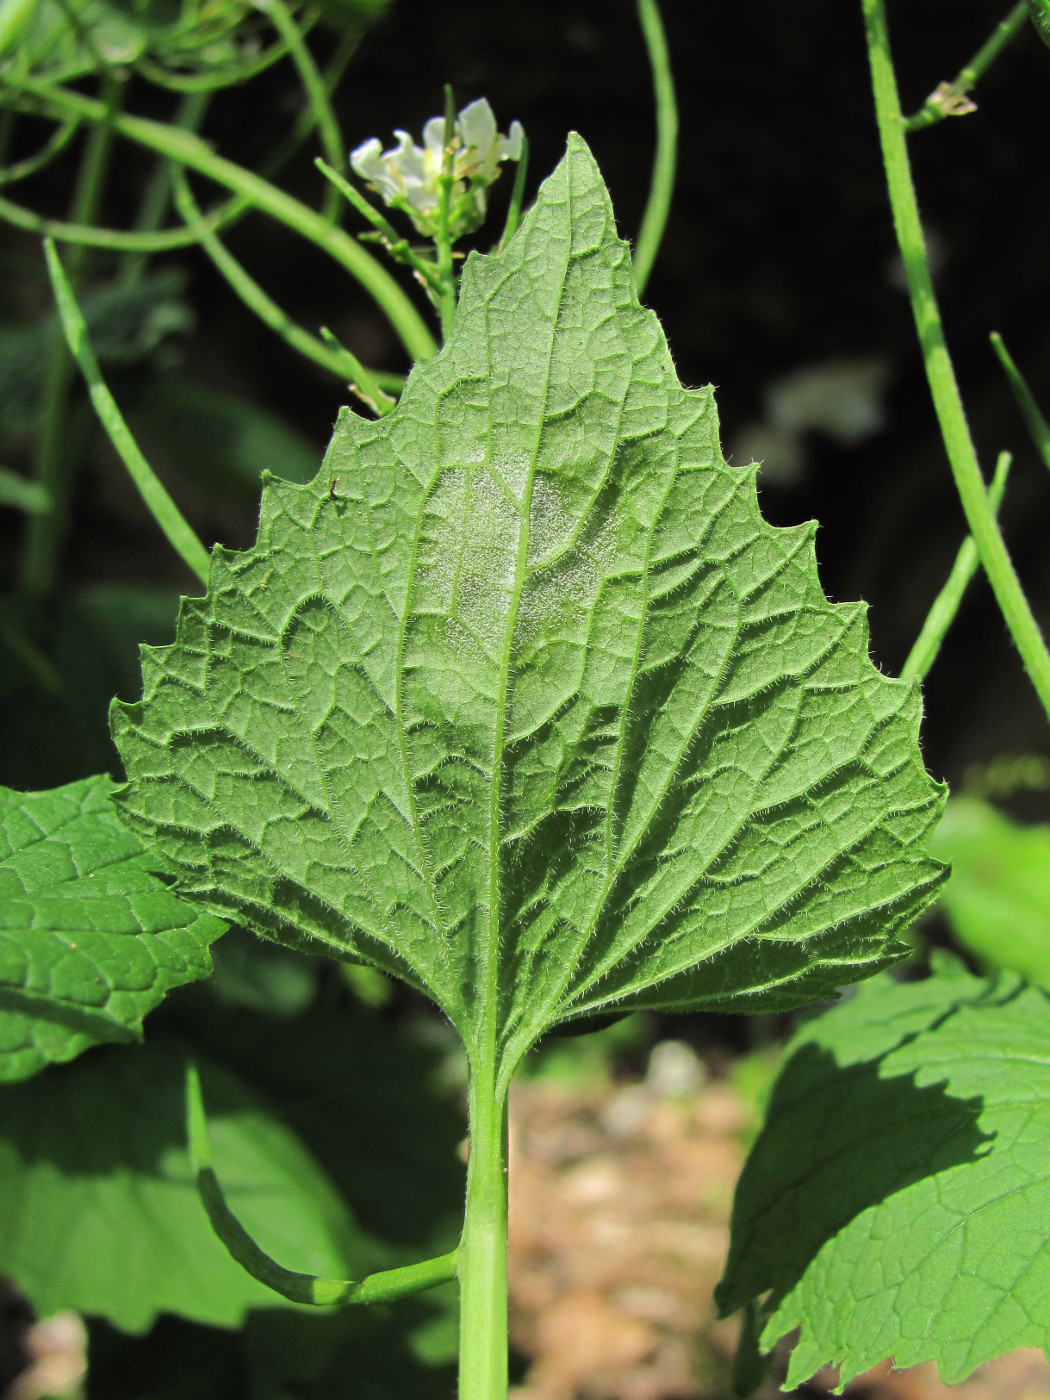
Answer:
top-left (112, 137), bottom-right (945, 1088)
top-left (717, 959), bottom-right (1050, 1387)
top-left (0, 776), bottom-right (224, 1080)
top-left (0, 1041), bottom-right (383, 1331)
top-left (932, 796), bottom-right (1050, 985)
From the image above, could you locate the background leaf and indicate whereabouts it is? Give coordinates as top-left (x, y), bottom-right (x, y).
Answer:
top-left (0, 586), bottom-right (181, 790)
top-left (113, 137), bottom-right (945, 1087)
top-left (0, 775), bottom-right (224, 1080)
top-left (716, 959), bottom-right (1050, 1387)
top-left (932, 795), bottom-right (1050, 986)
top-left (0, 1040), bottom-right (384, 1331)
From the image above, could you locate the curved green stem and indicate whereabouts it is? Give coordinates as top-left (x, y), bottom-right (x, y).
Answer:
top-left (133, 34), bottom-right (294, 93)
top-left (434, 86), bottom-right (457, 341)
top-left (861, 0), bottom-right (1050, 722)
top-left (315, 159), bottom-right (444, 298)
top-left (905, 1), bottom-right (1029, 132)
top-left (121, 89), bottom-right (210, 286)
top-left (0, 117), bottom-right (79, 188)
top-left (633, 0), bottom-right (678, 296)
top-left (901, 450), bottom-right (1012, 683)
top-left (186, 1065), bottom-right (457, 1307)
top-left (0, 188), bottom-right (232, 250)
top-left (22, 75), bottom-right (121, 594)
top-left (173, 168), bottom-right (393, 410)
top-left (7, 73), bottom-right (438, 363)
top-left (497, 133), bottom-right (528, 252)
top-left (252, 0), bottom-right (344, 220)
top-left (43, 239), bottom-right (210, 585)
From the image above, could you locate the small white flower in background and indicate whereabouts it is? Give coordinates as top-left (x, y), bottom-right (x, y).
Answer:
top-left (350, 98), bottom-right (524, 241)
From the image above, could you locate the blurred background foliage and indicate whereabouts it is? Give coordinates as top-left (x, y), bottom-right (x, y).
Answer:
top-left (0, 0), bottom-right (1048, 1395)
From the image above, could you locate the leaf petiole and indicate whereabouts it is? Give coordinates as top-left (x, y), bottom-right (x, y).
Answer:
top-left (186, 1065), bottom-right (458, 1307)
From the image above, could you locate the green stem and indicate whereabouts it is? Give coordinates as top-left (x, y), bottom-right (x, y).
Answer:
top-left (172, 169), bottom-right (346, 377)
top-left (173, 169), bottom-right (395, 412)
top-left (43, 239), bottom-right (210, 585)
top-left (134, 34), bottom-right (294, 93)
top-left (435, 87), bottom-right (458, 341)
top-left (904, 1), bottom-right (1029, 132)
top-left (1, 34), bottom-right (360, 255)
top-left (901, 449), bottom-right (1012, 683)
top-left (7, 73), bottom-right (438, 363)
top-left (496, 133), bottom-right (528, 253)
top-left (633, 0), bottom-right (678, 296)
top-left (254, 0), bottom-right (344, 220)
top-left (186, 1065), bottom-right (457, 1306)
top-left (990, 331), bottom-right (1050, 474)
top-left (21, 75), bottom-right (120, 594)
top-left (314, 158), bottom-right (444, 297)
top-left (0, 187), bottom-right (232, 250)
top-left (120, 89), bottom-right (210, 286)
top-left (861, 0), bottom-right (1050, 722)
top-left (457, 1060), bottom-right (509, 1400)
top-left (0, 117), bottom-right (79, 188)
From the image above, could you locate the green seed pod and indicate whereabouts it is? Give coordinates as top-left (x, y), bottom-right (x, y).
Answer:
top-left (1030, 0), bottom-right (1050, 49)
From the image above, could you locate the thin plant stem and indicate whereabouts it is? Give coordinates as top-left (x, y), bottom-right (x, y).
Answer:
top-left (860, 0), bottom-right (1050, 722)
top-left (317, 328), bottom-right (397, 414)
top-left (22, 74), bottom-right (121, 594)
top-left (901, 450), bottom-right (1012, 683)
top-left (497, 133), bottom-right (528, 252)
top-left (990, 332), bottom-right (1050, 475)
top-left (7, 73), bottom-right (439, 363)
top-left (0, 187), bottom-right (234, 250)
top-left (633, 0), bottom-right (678, 296)
top-left (0, 118), bottom-right (80, 188)
top-left (252, 0), bottom-right (344, 221)
top-left (314, 159), bottom-right (444, 297)
top-left (457, 1060), bottom-right (509, 1400)
top-left (435, 85), bottom-right (457, 341)
top-left (133, 35), bottom-right (294, 93)
top-left (43, 239), bottom-right (210, 586)
top-left (186, 1065), bottom-right (456, 1305)
top-left (905, 1), bottom-right (1029, 132)
top-left (0, 34), bottom-right (360, 256)
top-left (120, 89), bottom-right (210, 286)
top-left (173, 169), bottom-right (393, 412)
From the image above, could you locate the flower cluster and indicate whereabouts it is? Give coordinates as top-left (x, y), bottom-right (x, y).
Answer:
top-left (350, 98), bottom-right (524, 242)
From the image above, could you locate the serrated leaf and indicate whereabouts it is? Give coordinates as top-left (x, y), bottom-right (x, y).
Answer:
top-left (0, 1041), bottom-right (383, 1331)
top-left (0, 775), bottom-right (224, 1080)
top-left (112, 137), bottom-right (945, 1088)
top-left (932, 796), bottom-right (1050, 985)
top-left (716, 960), bottom-right (1050, 1388)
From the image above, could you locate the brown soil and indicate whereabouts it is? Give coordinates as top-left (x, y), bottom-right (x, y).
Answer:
top-left (506, 1047), bottom-right (1050, 1400)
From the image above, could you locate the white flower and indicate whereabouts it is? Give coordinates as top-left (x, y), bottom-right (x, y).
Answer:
top-left (349, 98), bottom-right (525, 240)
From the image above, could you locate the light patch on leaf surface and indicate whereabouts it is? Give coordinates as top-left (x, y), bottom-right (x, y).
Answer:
top-left (0, 775), bottom-right (225, 1080)
top-left (112, 137), bottom-right (945, 1091)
